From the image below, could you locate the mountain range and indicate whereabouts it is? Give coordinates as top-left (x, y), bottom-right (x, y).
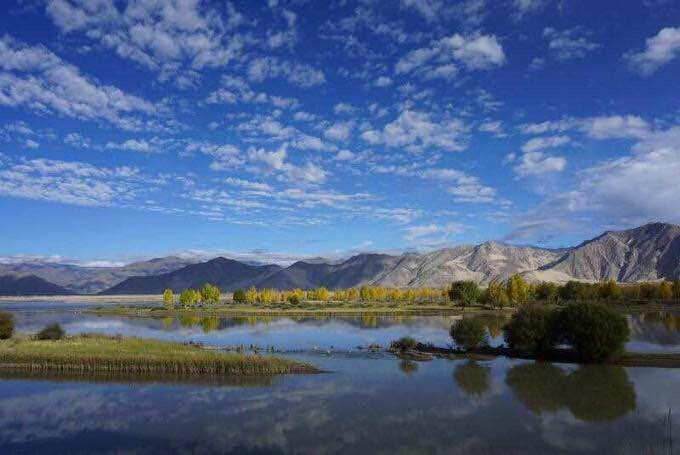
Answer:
top-left (1, 223), bottom-right (679, 296)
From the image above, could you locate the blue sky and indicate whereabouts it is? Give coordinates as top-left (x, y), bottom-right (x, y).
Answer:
top-left (1, 0), bottom-right (679, 265)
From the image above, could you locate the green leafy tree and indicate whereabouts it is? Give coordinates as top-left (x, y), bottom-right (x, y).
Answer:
top-left (232, 289), bottom-right (247, 304)
top-left (598, 280), bottom-right (621, 301)
top-left (200, 283), bottom-right (220, 305)
top-left (504, 305), bottom-right (557, 355)
top-left (162, 288), bottom-right (174, 308)
top-left (0, 312), bottom-right (13, 339)
top-left (448, 281), bottom-right (481, 307)
top-left (557, 302), bottom-right (629, 362)
top-left (450, 317), bottom-right (488, 351)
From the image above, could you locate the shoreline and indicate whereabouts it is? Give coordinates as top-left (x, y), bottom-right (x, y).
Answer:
top-left (401, 344), bottom-right (680, 368)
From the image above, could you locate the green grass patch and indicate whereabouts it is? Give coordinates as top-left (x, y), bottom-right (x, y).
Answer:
top-left (0, 335), bottom-right (318, 376)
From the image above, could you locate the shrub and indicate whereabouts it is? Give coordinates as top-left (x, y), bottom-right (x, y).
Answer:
top-left (233, 289), bottom-right (247, 303)
top-left (287, 294), bottom-right (300, 305)
top-left (390, 336), bottom-right (418, 352)
top-left (37, 323), bottom-right (64, 340)
top-left (448, 281), bottom-right (481, 306)
top-left (504, 305), bottom-right (557, 355)
top-left (0, 312), bottom-right (13, 339)
top-left (179, 289), bottom-right (200, 307)
top-left (557, 302), bottom-right (629, 362)
top-left (450, 317), bottom-right (488, 351)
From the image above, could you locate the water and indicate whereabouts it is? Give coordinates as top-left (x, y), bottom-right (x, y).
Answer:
top-left (1, 302), bottom-right (679, 453)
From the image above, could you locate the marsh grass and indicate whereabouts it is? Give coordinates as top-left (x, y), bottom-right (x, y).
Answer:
top-left (0, 335), bottom-right (318, 375)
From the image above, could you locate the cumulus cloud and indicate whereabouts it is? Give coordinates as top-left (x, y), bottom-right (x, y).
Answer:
top-left (361, 110), bottom-right (467, 153)
top-left (521, 135), bottom-right (570, 153)
top-left (247, 57), bottom-right (325, 87)
top-left (0, 156), bottom-right (150, 206)
top-left (626, 27), bottom-right (680, 75)
top-left (45, 0), bottom-right (247, 84)
top-left (324, 121), bottom-right (353, 142)
top-left (0, 36), bottom-right (160, 131)
top-left (513, 151), bottom-right (566, 177)
top-left (543, 28), bottom-right (600, 60)
top-left (403, 222), bottom-right (465, 243)
top-left (247, 144), bottom-right (327, 184)
top-left (520, 115), bottom-right (650, 140)
top-left (396, 33), bottom-right (505, 78)
top-left (510, 124), bottom-right (680, 239)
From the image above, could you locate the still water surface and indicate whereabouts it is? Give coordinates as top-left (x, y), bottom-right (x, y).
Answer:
top-left (0, 301), bottom-right (679, 453)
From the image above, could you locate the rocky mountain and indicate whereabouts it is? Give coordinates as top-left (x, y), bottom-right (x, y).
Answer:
top-left (5, 223), bottom-right (680, 295)
top-left (0, 256), bottom-right (197, 294)
top-left (533, 222), bottom-right (680, 282)
top-left (0, 274), bottom-right (72, 295)
top-left (103, 257), bottom-right (282, 294)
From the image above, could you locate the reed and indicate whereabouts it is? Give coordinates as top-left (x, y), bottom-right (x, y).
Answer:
top-left (0, 335), bottom-right (318, 375)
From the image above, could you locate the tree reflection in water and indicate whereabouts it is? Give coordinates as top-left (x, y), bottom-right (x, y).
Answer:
top-left (453, 361), bottom-right (491, 398)
top-left (399, 359), bottom-right (419, 375)
top-left (505, 362), bottom-right (636, 422)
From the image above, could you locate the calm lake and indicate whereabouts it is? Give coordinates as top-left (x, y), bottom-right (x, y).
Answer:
top-left (1, 301), bottom-right (679, 453)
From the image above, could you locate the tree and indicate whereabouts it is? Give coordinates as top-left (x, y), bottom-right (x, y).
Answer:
top-left (0, 312), bottom-right (13, 339)
top-left (504, 305), bottom-right (557, 355)
top-left (179, 288), bottom-right (200, 308)
top-left (232, 289), bottom-right (246, 303)
top-left (312, 287), bottom-right (330, 301)
top-left (450, 317), bottom-right (488, 351)
top-left (598, 280), bottom-right (621, 301)
top-left (557, 302), bottom-right (629, 362)
top-left (673, 281), bottom-right (680, 302)
top-left (200, 283), bottom-right (220, 305)
top-left (535, 282), bottom-right (559, 303)
top-left (659, 281), bottom-right (673, 301)
top-left (486, 281), bottom-right (509, 308)
top-left (245, 286), bottom-right (257, 304)
top-left (507, 274), bottom-right (529, 305)
top-left (448, 281), bottom-right (481, 307)
top-left (162, 288), bottom-right (174, 308)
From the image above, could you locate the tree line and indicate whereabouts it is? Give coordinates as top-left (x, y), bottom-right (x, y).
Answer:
top-left (161, 276), bottom-right (680, 308)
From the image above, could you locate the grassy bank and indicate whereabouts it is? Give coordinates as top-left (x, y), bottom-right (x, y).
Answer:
top-left (0, 335), bottom-right (318, 375)
top-left (88, 302), bottom-right (502, 317)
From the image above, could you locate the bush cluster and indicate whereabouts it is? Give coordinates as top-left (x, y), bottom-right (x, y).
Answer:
top-left (503, 302), bottom-right (629, 362)
top-left (390, 336), bottom-right (418, 352)
top-left (37, 323), bottom-right (64, 340)
top-left (0, 312), bottom-right (13, 339)
top-left (450, 318), bottom-right (488, 351)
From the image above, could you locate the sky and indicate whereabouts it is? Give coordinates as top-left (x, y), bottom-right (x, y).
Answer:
top-left (0, 0), bottom-right (679, 266)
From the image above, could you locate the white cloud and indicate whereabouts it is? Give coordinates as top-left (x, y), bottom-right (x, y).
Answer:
top-left (23, 139), bottom-right (39, 149)
top-left (512, 126), bottom-right (680, 239)
top-left (224, 177), bottom-right (272, 193)
top-left (185, 142), bottom-right (243, 170)
top-left (247, 57), bottom-right (325, 87)
top-left (374, 76), bottom-right (393, 87)
top-left (513, 0), bottom-right (544, 19)
top-left (513, 151), bottom-right (566, 177)
top-left (478, 121), bottom-right (505, 137)
top-left (106, 139), bottom-right (157, 153)
top-left (400, 0), bottom-right (442, 22)
top-left (0, 36), bottom-right (160, 131)
top-left (362, 110), bottom-right (467, 153)
top-left (396, 33), bottom-right (505, 76)
top-left (333, 102), bottom-right (357, 114)
top-left (626, 27), bottom-right (680, 75)
top-left (402, 222), bottom-right (465, 244)
top-left (582, 115), bottom-right (650, 139)
top-left (64, 132), bottom-right (91, 148)
top-left (247, 144), bottom-right (327, 184)
top-left (45, 0), bottom-right (247, 84)
top-left (0, 156), bottom-right (149, 207)
top-left (324, 121), bottom-right (353, 142)
top-left (543, 28), bottom-right (600, 60)
top-left (521, 135), bottom-right (570, 153)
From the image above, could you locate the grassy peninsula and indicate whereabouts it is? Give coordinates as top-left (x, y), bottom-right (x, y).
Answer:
top-left (0, 335), bottom-right (318, 376)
